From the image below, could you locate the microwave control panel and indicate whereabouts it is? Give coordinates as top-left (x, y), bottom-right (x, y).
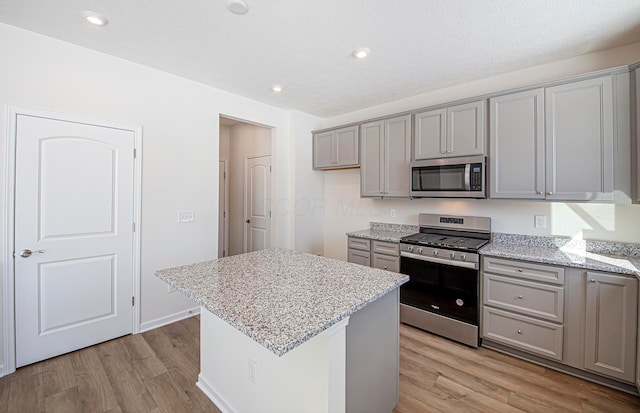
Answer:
top-left (470, 163), bottom-right (483, 191)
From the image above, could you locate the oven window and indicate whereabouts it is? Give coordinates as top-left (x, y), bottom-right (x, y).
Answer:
top-left (412, 164), bottom-right (466, 191)
top-left (400, 256), bottom-right (478, 325)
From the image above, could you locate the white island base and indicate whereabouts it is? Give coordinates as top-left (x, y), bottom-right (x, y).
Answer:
top-left (196, 289), bottom-right (400, 413)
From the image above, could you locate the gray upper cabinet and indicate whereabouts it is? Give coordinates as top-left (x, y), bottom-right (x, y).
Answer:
top-left (414, 100), bottom-right (486, 160)
top-left (313, 125), bottom-right (359, 170)
top-left (545, 76), bottom-right (614, 201)
top-left (490, 74), bottom-right (628, 202)
top-left (414, 108), bottom-right (446, 160)
top-left (490, 89), bottom-right (545, 199)
top-left (361, 115), bottom-right (411, 197)
top-left (584, 271), bottom-right (637, 383)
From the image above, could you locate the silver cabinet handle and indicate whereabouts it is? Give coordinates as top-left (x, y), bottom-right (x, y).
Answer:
top-left (20, 249), bottom-right (45, 258)
top-left (516, 268), bottom-right (523, 272)
top-left (517, 294), bottom-right (523, 299)
top-left (517, 329), bottom-right (522, 334)
top-left (245, 219), bottom-right (251, 223)
top-left (547, 192), bottom-right (553, 195)
top-left (536, 191), bottom-right (543, 195)
top-left (590, 279), bottom-right (596, 283)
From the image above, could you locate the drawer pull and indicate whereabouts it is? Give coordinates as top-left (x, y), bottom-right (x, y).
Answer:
top-left (517, 329), bottom-right (522, 335)
top-left (383, 266), bottom-right (388, 270)
top-left (516, 269), bottom-right (523, 272)
top-left (590, 279), bottom-right (596, 283)
top-left (517, 294), bottom-right (523, 299)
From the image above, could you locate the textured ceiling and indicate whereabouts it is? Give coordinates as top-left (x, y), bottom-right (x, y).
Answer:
top-left (1, 0), bottom-right (640, 117)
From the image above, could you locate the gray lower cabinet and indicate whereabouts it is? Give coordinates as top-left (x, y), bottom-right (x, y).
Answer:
top-left (482, 256), bottom-right (639, 386)
top-left (347, 237), bottom-right (370, 266)
top-left (312, 125), bottom-right (359, 169)
top-left (584, 271), bottom-right (638, 383)
top-left (635, 68), bottom-right (640, 203)
top-left (482, 257), bottom-right (565, 361)
top-left (360, 115), bottom-right (411, 198)
top-left (347, 237), bottom-right (399, 272)
top-left (490, 73), bottom-right (631, 202)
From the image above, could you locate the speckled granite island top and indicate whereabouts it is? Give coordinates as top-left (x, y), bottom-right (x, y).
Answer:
top-left (481, 233), bottom-right (640, 279)
top-left (155, 248), bottom-right (408, 356)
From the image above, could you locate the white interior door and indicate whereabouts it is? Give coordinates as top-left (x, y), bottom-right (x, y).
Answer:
top-left (218, 160), bottom-right (229, 258)
top-left (14, 114), bottom-right (136, 367)
top-left (244, 155), bottom-right (271, 253)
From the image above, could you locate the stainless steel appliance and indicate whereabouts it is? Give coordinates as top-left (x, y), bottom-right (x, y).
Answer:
top-left (399, 214), bottom-right (491, 347)
top-left (410, 155), bottom-right (486, 198)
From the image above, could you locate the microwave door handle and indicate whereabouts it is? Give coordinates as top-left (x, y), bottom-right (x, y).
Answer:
top-left (464, 163), bottom-right (471, 191)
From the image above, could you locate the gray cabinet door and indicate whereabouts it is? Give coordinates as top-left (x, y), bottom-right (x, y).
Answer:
top-left (372, 253), bottom-right (399, 272)
top-left (636, 69), bottom-right (640, 204)
top-left (490, 89), bottom-right (545, 199)
top-left (584, 271), bottom-right (637, 383)
top-left (414, 108), bottom-right (446, 160)
top-left (545, 76), bottom-right (614, 201)
top-left (385, 115), bottom-right (412, 197)
top-left (312, 130), bottom-right (334, 169)
top-left (335, 125), bottom-right (359, 167)
top-left (348, 248), bottom-right (370, 267)
top-left (360, 120), bottom-right (384, 197)
top-left (447, 100), bottom-right (486, 157)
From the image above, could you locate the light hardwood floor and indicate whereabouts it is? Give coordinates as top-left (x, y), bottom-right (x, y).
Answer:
top-left (1, 316), bottom-right (639, 412)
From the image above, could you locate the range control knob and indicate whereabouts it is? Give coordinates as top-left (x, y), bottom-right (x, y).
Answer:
top-left (432, 250), bottom-right (438, 256)
top-left (408, 246), bottom-right (414, 252)
top-left (417, 247), bottom-right (423, 254)
top-left (449, 252), bottom-right (456, 259)
top-left (460, 254), bottom-right (467, 261)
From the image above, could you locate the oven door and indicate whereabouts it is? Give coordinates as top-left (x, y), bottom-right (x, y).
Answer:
top-left (399, 253), bottom-right (479, 325)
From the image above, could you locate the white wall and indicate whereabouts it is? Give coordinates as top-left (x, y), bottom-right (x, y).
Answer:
top-left (290, 111), bottom-right (325, 255)
top-left (227, 123), bottom-right (272, 256)
top-left (320, 42), bottom-right (640, 261)
top-left (0, 23), bottom-right (302, 372)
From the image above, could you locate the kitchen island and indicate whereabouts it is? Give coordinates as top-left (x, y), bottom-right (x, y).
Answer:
top-left (156, 248), bottom-right (408, 413)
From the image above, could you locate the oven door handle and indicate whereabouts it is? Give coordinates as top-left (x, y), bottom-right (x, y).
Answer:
top-left (401, 251), bottom-right (479, 270)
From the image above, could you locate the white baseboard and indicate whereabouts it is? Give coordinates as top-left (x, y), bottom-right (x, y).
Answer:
top-left (0, 364), bottom-right (5, 378)
top-left (139, 306), bottom-right (200, 333)
top-left (197, 373), bottom-right (235, 413)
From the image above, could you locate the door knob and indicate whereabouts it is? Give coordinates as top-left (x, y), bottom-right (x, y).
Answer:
top-left (19, 249), bottom-right (45, 258)
top-left (245, 219), bottom-right (251, 223)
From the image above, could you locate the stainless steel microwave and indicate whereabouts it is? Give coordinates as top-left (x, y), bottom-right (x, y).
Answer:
top-left (410, 155), bottom-right (486, 198)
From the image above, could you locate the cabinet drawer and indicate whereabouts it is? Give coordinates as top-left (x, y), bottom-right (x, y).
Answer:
top-left (482, 307), bottom-right (563, 361)
top-left (348, 237), bottom-right (370, 251)
top-left (372, 253), bottom-right (399, 272)
top-left (484, 274), bottom-right (564, 322)
top-left (483, 257), bottom-right (564, 285)
top-left (348, 249), bottom-right (370, 266)
top-left (372, 240), bottom-right (399, 256)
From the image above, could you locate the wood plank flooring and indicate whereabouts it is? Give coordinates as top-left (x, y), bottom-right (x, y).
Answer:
top-left (1, 316), bottom-right (639, 412)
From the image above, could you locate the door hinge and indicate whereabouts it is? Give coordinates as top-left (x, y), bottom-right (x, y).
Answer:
top-left (269, 211), bottom-right (271, 218)
top-left (223, 211), bottom-right (226, 218)
top-left (132, 296), bottom-right (135, 306)
top-left (224, 172), bottom-right (226, 179)
top-left (223, 250), bottom-right (226, 257)
top-left (133, 222), bottom-right (136, 232)
top-left (133, 148), bottom-right (137, 158)
top-left (269, 165), bottom-right (272, 172)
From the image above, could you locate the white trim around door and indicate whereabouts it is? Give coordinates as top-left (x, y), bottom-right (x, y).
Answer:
top-left (2, 105), bottom-right (142, 376)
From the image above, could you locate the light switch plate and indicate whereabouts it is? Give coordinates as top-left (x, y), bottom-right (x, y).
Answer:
top-left (534, 215), bottom-right (546, 229)
top-left (178, 210), bottom-right (195, 223)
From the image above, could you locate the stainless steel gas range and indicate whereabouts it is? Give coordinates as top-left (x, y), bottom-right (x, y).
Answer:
top-left (399, 213), bottom-right (491, 348)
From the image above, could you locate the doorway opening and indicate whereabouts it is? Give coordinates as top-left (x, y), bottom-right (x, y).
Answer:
top-left (219, 116), bottom-right (273, 257)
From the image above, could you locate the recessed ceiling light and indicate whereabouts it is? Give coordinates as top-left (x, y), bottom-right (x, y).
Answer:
top-left (271, 85), bottom-right (283, 93)
top-left (227, 0), bottom-right (249, 15)
top-left (82, 11), bottom-right (108, 26)
top-left (352, 48), bottom-right (371, 59)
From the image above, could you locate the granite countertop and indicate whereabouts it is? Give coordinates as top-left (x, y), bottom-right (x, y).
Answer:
top-left (346, 222), bottom-right (419, 243)
top-left (481, 233), bottom-right (640, 279)
top-left (155, 248), bottom-right (408, 356)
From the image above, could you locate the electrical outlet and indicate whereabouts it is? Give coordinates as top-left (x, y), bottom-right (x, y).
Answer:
top-left (534, 215), bottom-right (546, 229)
top-left (248, 359), bottom-right (257, 384)
top-left (178, 210), bottom-right (195, 223)
top-left (390, 209), bottom-right (397, 218)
